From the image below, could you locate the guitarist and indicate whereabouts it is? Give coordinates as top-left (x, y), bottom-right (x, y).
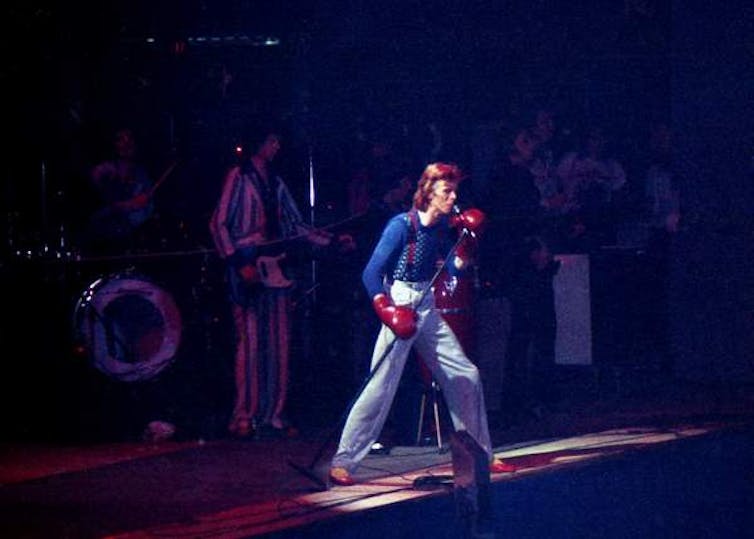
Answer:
top-left (209, 124), bottom-right (332, 439)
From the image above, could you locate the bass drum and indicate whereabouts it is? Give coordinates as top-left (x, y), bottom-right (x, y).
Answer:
top-left (73, 272), bottom-right (182, 382)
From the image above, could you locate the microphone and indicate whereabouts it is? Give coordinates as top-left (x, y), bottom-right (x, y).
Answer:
top-left (452, 205), bottom-right (476, 239)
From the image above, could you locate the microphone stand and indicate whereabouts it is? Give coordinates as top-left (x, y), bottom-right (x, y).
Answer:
top-left (288, 222), bottom-right (473, 491)
top-left (307, 146), bottom-right (317, 305)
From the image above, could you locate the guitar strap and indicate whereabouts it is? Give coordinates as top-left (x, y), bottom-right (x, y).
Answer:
top-left (406, 208), bottom-right (419, 272)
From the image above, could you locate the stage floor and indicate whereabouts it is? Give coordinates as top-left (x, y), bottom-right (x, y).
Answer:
top-left (1, 379), bottom-right (753, 539)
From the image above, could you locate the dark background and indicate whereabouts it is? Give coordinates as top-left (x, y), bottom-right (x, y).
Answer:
top-left (1, 1), bottom-right (752, 442)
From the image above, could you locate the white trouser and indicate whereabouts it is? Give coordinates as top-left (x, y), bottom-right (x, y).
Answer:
top-left (332, 280), bottom-right (492, 472)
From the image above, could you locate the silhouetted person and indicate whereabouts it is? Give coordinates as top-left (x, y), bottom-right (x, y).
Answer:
top-left (86, 128), bottom-right (155, 252)
top-left (209, 125), bottom-right (333, 439)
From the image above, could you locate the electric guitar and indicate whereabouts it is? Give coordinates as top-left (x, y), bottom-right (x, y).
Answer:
top-left (255, 253), bottom-right (294, 288)
top-left (229, 216), bottom-right (360, 300)
top-left (256, 223), bottom-right (348, 286)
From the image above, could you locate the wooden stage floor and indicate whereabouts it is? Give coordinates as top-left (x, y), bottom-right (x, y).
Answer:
top-left (2, 379), bottom-right (753, 539)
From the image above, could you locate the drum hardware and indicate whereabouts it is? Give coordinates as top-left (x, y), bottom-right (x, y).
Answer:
top-left (19, 245), bottom-right (79, 258)
top-left (69, 247), bottom-right (213, 264)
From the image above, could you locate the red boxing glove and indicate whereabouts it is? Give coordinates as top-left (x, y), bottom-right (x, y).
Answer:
top-left (372, 293), bottom-right (417, 339)
top-left (450, 207), bottom-right (487, 237)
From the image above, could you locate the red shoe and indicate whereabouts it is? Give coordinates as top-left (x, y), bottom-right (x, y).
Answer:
top-left (329, 466), bottom-right (356, 486)
top-left (490, 458), bottom-right (518, 473)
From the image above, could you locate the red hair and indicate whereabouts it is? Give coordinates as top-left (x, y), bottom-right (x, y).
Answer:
top-left (412, 162), bottom-right (464, 211)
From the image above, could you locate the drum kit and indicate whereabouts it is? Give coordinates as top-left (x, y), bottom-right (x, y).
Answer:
top-left (5, 206), bottom-right (222, 385)
top-left (0, 197), bottom-right (236, 440)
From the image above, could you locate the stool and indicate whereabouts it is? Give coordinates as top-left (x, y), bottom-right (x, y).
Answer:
top-left (415, 379), bottom-right (445, 451)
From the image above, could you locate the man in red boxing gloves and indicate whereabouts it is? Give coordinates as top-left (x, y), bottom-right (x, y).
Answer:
top-left (329, 162), bottom-right (517, 487)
